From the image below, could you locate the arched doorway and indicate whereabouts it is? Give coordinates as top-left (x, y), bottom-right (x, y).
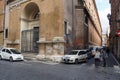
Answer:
top-left (21, 2), bottom-right (40, 53)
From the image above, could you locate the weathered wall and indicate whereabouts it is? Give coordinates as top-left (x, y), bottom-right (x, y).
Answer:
top-left (0, 0), bottom-right (4, 31)
top-left (85, 0), bottom-right (102, 46)
top-left (8, 0), bottom-right (63, 43)
top-left (0, 0), bottom-right (4, 46)
top-left (62, 0), bottom-right (73, 52)
top-left (74, 9), bottom-right (85, 49)
top-left (7, 0), bottom-right (65, 59)
top-left (88, 19), bottom-right (101, 46)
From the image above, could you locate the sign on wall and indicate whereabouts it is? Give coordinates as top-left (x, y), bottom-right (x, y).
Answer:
top-left (117, 30), bottom-right (120, 37)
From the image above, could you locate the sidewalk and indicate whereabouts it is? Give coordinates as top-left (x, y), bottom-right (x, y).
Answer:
top-left (111, 53), bottom-right (120, 67)
top-left (107, 53), bottom-right (120, 73)
top-left (106, 52), bottom-right (120, 68)
top-left (22, 53), bottom-right (37, 61)
top-left (22, 53), bottom-right (59, 64)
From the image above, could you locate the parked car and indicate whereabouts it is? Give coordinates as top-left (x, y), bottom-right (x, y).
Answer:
top-left (0, 47), bottom-right (24, 62)
top-left (86, 49), bottom-right (93, 59)
top-left (90, 46), bottom-right (103, 56)
top-left (62, 50), bottom-right (88, 64)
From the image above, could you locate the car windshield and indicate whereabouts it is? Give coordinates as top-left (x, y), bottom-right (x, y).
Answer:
top-left (78, 51), bottom-right (87, 55)
top-left (68, 51), bottom-right (78, 55)
top-left (10, 49), bottom-right (21, 54)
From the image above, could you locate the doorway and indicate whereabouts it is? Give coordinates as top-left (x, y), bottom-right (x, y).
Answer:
top-left (21, 27), bottom-right (39, 53)
top-left (21, 2), bottom-right (40, 53)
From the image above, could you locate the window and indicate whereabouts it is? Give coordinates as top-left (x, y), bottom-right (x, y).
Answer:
top-left (64, 21), bottom-right (69, 43)
top-left (85, 15), bottom-right (88, 24)
top-left (78, 51), bottom-right (86, 55)
top-left (10, 49), bottom-right (21, 54)
top-left (2, 49), bottom-right (5, 52)
top-left (64, 21), bottom-right (67, 34)
top-left (33, 12), bottom-right (39, 19)
top-left (68, 51), bottom-right (78, 55)
top-left (6, 49), bottom-right (11, 54)
top-left (5, 29), bottom-right (8, 38)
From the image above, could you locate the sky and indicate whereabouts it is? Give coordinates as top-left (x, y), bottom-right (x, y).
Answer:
top-left (95, 0), bottom-right (111, 34)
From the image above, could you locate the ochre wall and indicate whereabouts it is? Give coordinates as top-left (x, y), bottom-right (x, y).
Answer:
top-left (8, 0), bottom-right (64, 55)
top-left (89, 19), bottom-right (101, 46)
top-left (0, 0), bottom-right (4, 46)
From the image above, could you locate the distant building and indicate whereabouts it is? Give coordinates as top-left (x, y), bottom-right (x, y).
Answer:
top-left (0, 0), bottom-right (102, 61)
top-left (74, 0), bottom-right (102, 49)
top-left (102, 34), bottom-right (108, 47)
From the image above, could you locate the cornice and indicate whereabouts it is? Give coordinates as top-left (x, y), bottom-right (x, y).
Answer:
top-left (8, 0), bottom-right (31, 8)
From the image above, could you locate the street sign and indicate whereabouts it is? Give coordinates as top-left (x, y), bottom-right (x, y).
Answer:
top-left (117, 30), bottom-right (120, 37)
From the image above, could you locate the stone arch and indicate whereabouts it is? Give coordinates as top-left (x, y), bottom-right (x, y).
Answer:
top-left (21, 2), bottom-right (40, 30)
top-left (21, 2), bottom-right (40, 53)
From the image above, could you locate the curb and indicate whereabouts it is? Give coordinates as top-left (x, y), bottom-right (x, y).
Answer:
top-left (24, 57), bottom-right (60, 65)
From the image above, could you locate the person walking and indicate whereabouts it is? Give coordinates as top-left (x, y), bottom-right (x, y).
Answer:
top-left (101, 48), bottom-right (108, 67)
top-left (106, 47), bottom-right (110, 56)
top-left (94, 48), bottom-right (101, 67)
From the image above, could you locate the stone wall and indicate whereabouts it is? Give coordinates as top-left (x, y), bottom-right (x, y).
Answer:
top-left (0, 0), bottom-right (4, 46)
top-left (6, 0), bottom-right (65, 62)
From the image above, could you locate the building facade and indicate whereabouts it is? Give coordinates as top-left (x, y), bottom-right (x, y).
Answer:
top-left (0, 0), bottom-right (102, 61)
top-left (102, 34), bottom-right (108, 47)
top-left (0, 0), bottom-right (5, 46)
top-left (74, 0), bottom-right (102, 49)
top-left (109, 0), bottom-right (120, 62)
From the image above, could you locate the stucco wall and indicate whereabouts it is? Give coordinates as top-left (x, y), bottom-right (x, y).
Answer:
top-left (74, 9), bottom-right (85, 49)
top-left (85, 0), bottom-right (102, 46)
top-left (8, 0), bottom-right (63, 43)
top-left (89, 19), bottom-right (101, 46)
top-left (7, 0), bottom-right (65, 59)
top-left (0, 0), bottom-right (4, 46)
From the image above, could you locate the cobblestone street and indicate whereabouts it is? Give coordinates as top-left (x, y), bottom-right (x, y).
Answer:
top-left (0, 54), bottom-right (119, 80)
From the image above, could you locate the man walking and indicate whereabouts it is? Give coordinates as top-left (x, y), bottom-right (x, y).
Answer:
top-left (101, 48), bottom-right (108, 67)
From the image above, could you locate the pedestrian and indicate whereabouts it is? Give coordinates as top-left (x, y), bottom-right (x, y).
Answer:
top-left (106, 47), bottom-right (110, 56)
top-left (101, 48), bottom-right (108, 67)
top-left (94, 48), bottom-right (101, 67)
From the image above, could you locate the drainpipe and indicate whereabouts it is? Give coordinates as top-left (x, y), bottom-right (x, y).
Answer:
top-left (3, 0), bottom-right (6, 46)
top-left (3, 0), bottom-right (8, 47)
top-left (72, 0), bottom-right (75, 49)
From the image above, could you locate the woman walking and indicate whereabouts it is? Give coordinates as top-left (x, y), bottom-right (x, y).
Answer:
top-left (94, 48), bottom-right (101, 67)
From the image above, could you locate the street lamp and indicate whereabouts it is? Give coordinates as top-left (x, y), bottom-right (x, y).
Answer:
top-left (107, 13), bottom-right (111, 20)
top-left (107, 13), bottom-right (120, 22)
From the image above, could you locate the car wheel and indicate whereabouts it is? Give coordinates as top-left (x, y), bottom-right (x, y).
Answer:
top-left (0, 55), bottom-right (2, 60)
top-left (9, 57), bottom-right (13, 62)
top-left (75, 59), bottom-right (79, 64)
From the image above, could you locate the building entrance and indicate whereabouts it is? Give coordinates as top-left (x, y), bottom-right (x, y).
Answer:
top-left (21, 2), bottom-right (40, 53)
top-left (21, 27), bottom-right (39, 53)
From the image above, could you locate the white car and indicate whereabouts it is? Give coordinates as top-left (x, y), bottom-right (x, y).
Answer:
top-left (62, 50), bottom-right (88, 63)
top-left (0, 47), bottom-right (24, 62)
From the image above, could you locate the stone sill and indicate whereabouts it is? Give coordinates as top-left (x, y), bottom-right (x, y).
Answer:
top-left (37, 41), bottom-right (65, 44)
top-left (7, 43), bottom-right (19, 45)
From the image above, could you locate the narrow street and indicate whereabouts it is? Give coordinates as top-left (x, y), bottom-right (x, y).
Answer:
top-left (0, 53), bottom-right (119, 80)
top-left (0, 0), bottom-right (120, 80)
